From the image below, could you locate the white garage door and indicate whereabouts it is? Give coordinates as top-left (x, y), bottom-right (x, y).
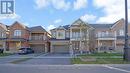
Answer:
top-left (53, 45), bottom-right (69, 54)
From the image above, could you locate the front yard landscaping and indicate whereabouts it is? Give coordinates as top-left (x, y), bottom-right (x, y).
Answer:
top-left (71, 53), bottom-right (130, 64)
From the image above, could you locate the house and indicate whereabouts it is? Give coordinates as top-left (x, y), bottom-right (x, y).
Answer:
top-left (0, 21), bottom-right (50, 53)
top-left (29, 26), bottom-right (50, 53)
top-left (90, 19), bottom-right (129, 53)
top-left (50, 19), bottom-right (95, 54)
top-left (7, 21), bottom-right (30, 53)
top-left (0, 23), bottom-right (8, 51)
top-left (50, 25), bottom-right (70, 54)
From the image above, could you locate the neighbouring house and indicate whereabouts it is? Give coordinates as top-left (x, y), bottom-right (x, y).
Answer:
top-left (50, 18), bottom-right (130, 54)
top-left (0, 23), bottom-right (8, 51)
top-left (50, 19), bottom-right (95, 54)
top-left (90, 19), bottom-right (130, 53)
top-left (29, 26), bottom-right (50, 53)
top-left (7, 21), bottom-right (30, 53)
top-left (0, 21), bottom-right (50, 53)
top-left (50, 25), bottom-right (70, 54)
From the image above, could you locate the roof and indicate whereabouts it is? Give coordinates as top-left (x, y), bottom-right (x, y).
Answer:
top-left (0, 23), bottom-right (8, 30)
top-left (12, 21), bottom-right (27, 29)
top-left (29, 26), bottom-right (46, 32)
top-left (51, 25), bottom-right (70, 31)
top-left (89, 24), bottom-right (114, 29)
top-left (63, 25), bottom-right (70, 30)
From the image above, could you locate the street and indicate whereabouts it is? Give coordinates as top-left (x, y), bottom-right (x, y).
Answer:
top-left (0, 64), bottom-right (130, 73)
top-left (0, 53), bottom-right (130, 73)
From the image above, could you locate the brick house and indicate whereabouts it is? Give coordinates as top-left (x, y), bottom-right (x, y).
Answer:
top-left (90, 19), bottom-right (130, 53)
top-left (29, 26), bottom-right (50, 53)
top-left (0, 23), bottom-right (8, 51)
top-left (0, 21), bottom-right (50, 53)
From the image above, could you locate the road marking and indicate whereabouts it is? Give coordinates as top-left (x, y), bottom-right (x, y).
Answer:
top-left (102, 65), bottom-right (130, 73)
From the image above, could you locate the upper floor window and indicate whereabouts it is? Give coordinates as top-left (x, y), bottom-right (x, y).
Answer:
top-left (1, 32), bottom-right (4, 37)
top-left (58, 32), bottom-right (63, 37)
top-left (119, 29), bottom-right (124, 36)
top-left (72, 32), bottom-right (80, 38)
top-left (66, 32), bottom-right (69, 38)
top-left (52, 31), bottom-right (56, 38)
top-left (14, 30), bottom-right (21, 36)
top-left (57, 30), bottom-right (65, 39)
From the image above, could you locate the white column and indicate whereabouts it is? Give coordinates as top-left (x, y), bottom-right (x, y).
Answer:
top-left (114, 31), bottom-right (117, 51)
top-left (80, 28), bottom-right (83, 54)
top-left (98, 40), bottom-right (100, 52)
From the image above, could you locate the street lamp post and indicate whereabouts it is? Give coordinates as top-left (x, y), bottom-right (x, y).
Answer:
top-left (124, 0), bottom-right (130, 61)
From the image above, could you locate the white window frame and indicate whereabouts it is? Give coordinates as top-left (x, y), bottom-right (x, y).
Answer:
top-left (119, 29), bottom-right (124, 36)
top-left (14, 30), bottom-right (22, 36)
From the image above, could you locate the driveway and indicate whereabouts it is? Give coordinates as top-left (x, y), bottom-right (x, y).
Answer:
top-left (20, 53), bottom-right (71, 65)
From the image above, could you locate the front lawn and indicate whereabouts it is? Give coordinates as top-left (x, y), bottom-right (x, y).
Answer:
top-left (71, 53), bottom-right (130, 64)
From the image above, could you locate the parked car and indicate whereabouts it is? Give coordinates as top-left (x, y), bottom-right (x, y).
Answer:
top-left (0, 48), bottom-right (4, 53)
top-left (18, 48), bottom-right (34, 55)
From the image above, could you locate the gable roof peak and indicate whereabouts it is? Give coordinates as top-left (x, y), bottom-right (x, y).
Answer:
top-left (12, 21), bottom-right (27, 28)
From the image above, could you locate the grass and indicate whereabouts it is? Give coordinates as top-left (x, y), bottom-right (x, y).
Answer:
top-left (10, 58), bottom-right (32, 64)
top-left (0, 53), bottom-right (13, 57)
top-left (71, 53), bottom-right (130, 64)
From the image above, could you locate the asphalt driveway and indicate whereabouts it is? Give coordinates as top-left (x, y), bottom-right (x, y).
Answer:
top-left (20, 53), bottom-right (71, 65)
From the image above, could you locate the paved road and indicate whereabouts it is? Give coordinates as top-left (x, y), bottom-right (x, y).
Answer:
top-left (0, 64), bottom-right (130, 73)
top-left (0, 53), bottom-right (41, 64)
top-left (20, 53), bottom-right (71, 65)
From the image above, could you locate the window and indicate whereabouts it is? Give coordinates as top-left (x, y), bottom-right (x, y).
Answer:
top-left (14, 30), bottom-right (21, 36)
top-left (98, 32), bottom-right (101, 37)
top-left (58, 32), bottom-right (63, 37)
top-left (119, 29), bottom-right (124, 36)
top-left (52, 31), bottom-right (56, 38)
top-left (1, 33), bottom-right (4, 37)
top-left (66, 32), bottom-right (69, 38)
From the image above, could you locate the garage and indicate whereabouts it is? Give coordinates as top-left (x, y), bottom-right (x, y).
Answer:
top-left (53, 45), bottom-right (69, 54)
top-left (30, 44), bottom-right (45, 53)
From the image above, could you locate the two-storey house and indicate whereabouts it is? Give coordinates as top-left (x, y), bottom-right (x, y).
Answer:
top-left (90, 19), bottom-right (128, 53)
top-left (0, 23), bottom-right (8, 51)
top-left (29, 26), bottom-right (50, 53)
top-left (7, 21), bottom-right (30, 52)
top-left (50, 19), bottom-right (95, 54)
top-left (1, 21), bottom-right (51, 53)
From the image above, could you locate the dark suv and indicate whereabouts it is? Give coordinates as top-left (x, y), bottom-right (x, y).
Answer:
top-left (18, 48), bottom-right (34, 55)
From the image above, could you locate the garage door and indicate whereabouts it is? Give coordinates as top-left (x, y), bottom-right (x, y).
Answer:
top-left (53, 45), bottom-right (69, 54)
top-left (30, 45), bottom-right (45, 53)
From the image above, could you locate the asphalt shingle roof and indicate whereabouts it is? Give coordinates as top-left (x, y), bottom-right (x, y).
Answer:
top-left (29, 26), bottom-right (46, 32)
top-left (89, 24), bottom-right (114, 29)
